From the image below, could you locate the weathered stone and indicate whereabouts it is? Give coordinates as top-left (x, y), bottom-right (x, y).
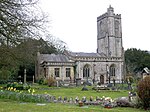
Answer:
top-left (115, 97), bottom-right (131, 107)
top-left (82, 96), bottom-right (86, 103)
top-left (36, 6), bottom-right (124, 86)
top-left (58, 96), bottom-right (62, 101)
top-left (90, 96), bottom-right (93, 102)
top-left (75, 96), bottom-right (79, 103)
top-left (63, 96), bottom-right (67, 102)
top-left (81, 86), bottom-right (88, 91)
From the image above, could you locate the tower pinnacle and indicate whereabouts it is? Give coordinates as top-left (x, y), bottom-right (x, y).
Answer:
top-left (107, 5), bottom-right (114, 15)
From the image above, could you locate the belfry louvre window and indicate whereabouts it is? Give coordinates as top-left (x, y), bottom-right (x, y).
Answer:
top-left (66, 68), bottom-right (70, 77)
top-left (55, 68), bottom-right (60, 77)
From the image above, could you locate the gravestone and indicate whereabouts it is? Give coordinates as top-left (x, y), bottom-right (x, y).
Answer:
top-left (128, 83), bottom-right (132, 90)
top-left (64, 96), bottom-right (67, 102)
top-left (76, 78), bottom-right (81, 86)
top-left (81, 82), bottom-right (88, 91)
top-left (24, 69), bottom-right (26, 84)
top-left (82, 96), bottom-right (86, 103)
top-left (75, 96), bottom-right (79, 103)
top-left (51, 96), bottom-right (56, 102)
top-left (96, 96), bottom-right (101, 101)
top-left (115, 97), bottom-right (131, 107)
top-left (90, 96), bottom-right (93, 102)
top-left (128, 92), bottom-right (136, 102)
top-left (68, 97), bottom-right (73, 103)
top-left (58, 96), bottom-right (62, 102)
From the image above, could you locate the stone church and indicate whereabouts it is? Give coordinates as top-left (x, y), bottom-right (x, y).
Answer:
top-left (35, 6), bottom-right (124, 84)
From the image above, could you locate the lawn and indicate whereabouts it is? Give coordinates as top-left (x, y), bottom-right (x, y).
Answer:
top-left (0, 84), bottom-right (148, 112)
top-left (33, 86), bottom-right (129, 99)
top-left (0, 99), bottom-right (147, 112)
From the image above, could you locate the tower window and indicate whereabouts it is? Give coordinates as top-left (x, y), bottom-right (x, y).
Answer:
top-left (115, 20), bottom-right (119, 37)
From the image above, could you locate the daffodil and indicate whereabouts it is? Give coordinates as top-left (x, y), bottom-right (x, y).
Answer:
top-left (102, 96), bottom-right (105, 98)
top-left (28, 89), bottom-right (31, 93)
top-left (0, 86), bottom-right (3, 89)
top-left (10, 87), bottom-right (13, 91)
top-left (32, 89), bottom-right (35, 93)
top-left (8, 87), bottom-right (10, 90)
top-left (13, 88), bottom-right (16, 91)
top-left (31, 89), bottom-right (35, 95)
top-left (105, 97), bottom-right (112, 101)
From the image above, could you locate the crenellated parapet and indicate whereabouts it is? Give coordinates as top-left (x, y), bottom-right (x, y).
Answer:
top-left (97, 13), bottom-right (121, 22)
top-left (115, 14), bottom-right (121, 19)
top-left (97, 13), bottom-right (108, 22)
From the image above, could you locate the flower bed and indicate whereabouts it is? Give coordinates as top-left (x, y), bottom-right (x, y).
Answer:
top-left (0, 89), bottom-right (51, 103)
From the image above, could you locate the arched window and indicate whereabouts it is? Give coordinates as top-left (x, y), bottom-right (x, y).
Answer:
top-left (109, 64), bottom-right (116, 76)
top-left (83, 64), bottom-right (90, 78)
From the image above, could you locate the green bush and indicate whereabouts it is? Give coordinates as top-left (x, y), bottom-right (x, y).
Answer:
top-left (0, 69), bottom-right (11, 80)
top-left (48, 77), bottom-right (56, 87)
top-left (38, 78), bottom-right (44, 85)
top-left (0, 90), bottom-right (51, 103)
top-left (137, 76), bottom-right (150, 109)
top-left (0, 80), bottom-right (7, 84)
top-left (6, 82), bottom-right (30, 90)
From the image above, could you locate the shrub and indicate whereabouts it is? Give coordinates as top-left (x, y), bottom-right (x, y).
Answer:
top-left (6, 82), bottom-right (30, 90)
top-left (0, 90), bottom-right (51, 103)
top-left (38, 78), bottom-right (44, 85)
top-left (137, 76), bottom-right (150, 109)
top-left (125, 76), bottom-right (134, 84)
top-left (48, 77), bottom-right (56, 87)
top-left (0, 80), bottom-right (7, 84)
top-left (0, 68), bottom-right (11, 80)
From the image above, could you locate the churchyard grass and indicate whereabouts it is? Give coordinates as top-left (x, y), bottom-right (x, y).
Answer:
top-left (33, 86), bottom-right (129, 99)
top-left (0, 99), bottom-right (147, 112)
top-left (0, 84), bottom-right (147, 112)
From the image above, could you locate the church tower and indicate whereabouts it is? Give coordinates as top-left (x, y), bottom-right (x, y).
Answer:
top-left (97, 6), bottom-right (123, 57)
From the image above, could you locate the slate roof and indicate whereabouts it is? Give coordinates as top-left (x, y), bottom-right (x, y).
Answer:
top-left (39, 51), bottom-right (106, 64)
top-left (68, 52), bottom-right (106, 57)
top-left (39, 54), bottom-right (74, 63)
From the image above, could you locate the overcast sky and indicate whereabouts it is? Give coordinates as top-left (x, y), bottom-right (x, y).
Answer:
top-left (40, 0), bottom-right (150, 52)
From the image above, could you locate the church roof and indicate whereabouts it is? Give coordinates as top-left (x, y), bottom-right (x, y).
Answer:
top-left (39, 54), bottom-right (74, 63)
top-left (39, 51), bottom-right (107, 64)
top-left (68, 52), bottom-right (105, 57)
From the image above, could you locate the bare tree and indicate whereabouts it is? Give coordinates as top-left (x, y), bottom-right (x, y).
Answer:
top-left (45, 35), bottom-right (68, 53)
top-left (0, 0), bottom-right (48, 46)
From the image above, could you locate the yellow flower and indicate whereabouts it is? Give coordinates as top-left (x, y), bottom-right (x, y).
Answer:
top-left (8, 87), bottom-right (10, 90)
top-left (105, 97), bottom-right (111, 101)
top-left (31, 89), bottom-right (35, 95)
top-left (0, 87), bottom-right (3, 89)
top-left (32, 89), bottom-right (35, 93)
top-left (28, 89), bottom-right (31, 93)
top-left (102, 96), bottom-right (105, 98)
top-left (13, 88), bottom-right (16, 91)
top-left (10, 87), bottom-right (13, 90)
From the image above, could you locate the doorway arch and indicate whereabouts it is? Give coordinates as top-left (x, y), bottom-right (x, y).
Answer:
top-left (100, 75), bottom-right (104, 84)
